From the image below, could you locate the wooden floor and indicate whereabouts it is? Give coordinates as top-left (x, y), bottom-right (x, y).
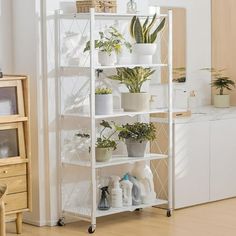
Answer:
top-left (6, 198), bottom-right (236, 236)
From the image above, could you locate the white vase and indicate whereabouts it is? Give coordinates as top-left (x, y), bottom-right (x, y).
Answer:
top-left (121, 93), bottom-right (150, 112)
top-left (98, 51), bottom-right (117, 66)
top-left (95, 94), bottom-right (113, 115)
top-left (133, 44), bottom-right (157, 64)
top-left (214, 94), bottom-right (230, 108)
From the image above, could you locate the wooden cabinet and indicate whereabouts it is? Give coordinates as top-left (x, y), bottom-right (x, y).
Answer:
top-left (0, 75), bottom-right (31, 234)
top-left (210, 119), bottom-right (236, 201)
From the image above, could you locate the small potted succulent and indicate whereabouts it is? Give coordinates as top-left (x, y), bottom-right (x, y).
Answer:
top-left (95, 87), bottom-right (113, 115)
top-left (108, 66), bottom-right (155, 111)
top-left (118, 122), bottom-right (156, 157)
top-left (84, 26), bottom-right (132, 66)
top-left (76, 120), bottom-right (118, 162)
top-left (202, 68), bottom-right (235, 108)
top-left (130, 14), bottom-right (166, 64)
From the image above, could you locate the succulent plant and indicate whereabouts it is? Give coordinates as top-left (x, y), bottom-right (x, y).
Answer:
top-left (108, 67), bottom-right (155, 93)
top-left (130, 14), bottom-right (166, 44)
top-left (95, 87), bottom-right (112, 95)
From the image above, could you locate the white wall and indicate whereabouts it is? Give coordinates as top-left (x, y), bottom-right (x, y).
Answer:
top-left (149, 0), bottom-right (212, 105)
top-left (0, 0), bottom-right (13, 72)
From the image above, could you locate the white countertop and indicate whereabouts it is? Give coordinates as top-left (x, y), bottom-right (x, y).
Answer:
top-left (151, 106), bottom-right (236, 124)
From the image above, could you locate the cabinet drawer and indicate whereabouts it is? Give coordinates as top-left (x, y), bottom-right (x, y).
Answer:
top-left (5, 192), bottom-right (27, 212)
top-left (0, 175), bottom-right (27, 194)
top-left (0, 164), bottom-right (26, 178)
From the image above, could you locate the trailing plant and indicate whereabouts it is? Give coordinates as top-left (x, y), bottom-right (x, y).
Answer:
top-left (173, 67), bottom-right (186, 83)
top-left (108, 67), bottom-right (155, 93)
top-left (84, 26), bottom-right (132, 55)
top-left (202, 68), bottom-right (235, 95)
top-left (118, 122), bottom-right (156, 143)
top-left (75, 120), bottom-right (118, 150)
top-left (95, 87), bottom-right (112, 95)
top-left (130, 14), bottom-right (166, 43)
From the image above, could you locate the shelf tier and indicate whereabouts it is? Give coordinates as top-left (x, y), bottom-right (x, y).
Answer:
top-left (58, 12), bottom-right (168, 20)
top-left (61, 109), bottom-right (168, 119)
top-left (63, 198), bottom-right (168, 218)
top-left (62, 153), bottom-right (168, 168)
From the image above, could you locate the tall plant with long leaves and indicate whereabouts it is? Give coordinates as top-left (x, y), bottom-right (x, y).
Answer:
top-left (130, 14), bottom-right (166, 43)
top-left (202, 68), bottom-right (235, 95)
top-left (108, 67), bottom-right (155, 93)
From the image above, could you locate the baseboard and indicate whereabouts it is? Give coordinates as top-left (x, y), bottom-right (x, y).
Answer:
top-left (23, 218), bottom-right (58, 227)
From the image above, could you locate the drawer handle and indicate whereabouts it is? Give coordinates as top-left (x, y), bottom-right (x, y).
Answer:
top-left (4, 203), bottom-right (7, 206)
top-left (3, 170), bottom-right (8, 174)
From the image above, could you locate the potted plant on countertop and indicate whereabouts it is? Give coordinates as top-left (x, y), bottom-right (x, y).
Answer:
top-left (202, 68), bottom-right (235, 108)
top-left (76, 120), bottom-right (118, 162)
top-left (95, 87), bottom-right (113, 115)
top-left (84, 26), bottom-right (132, 66)
top-left (118, 122), bottom-right (156, 157)
top-left (108, 66), bottom-right (155, 112)
top-left (130, 14), bottom-right (166, 64)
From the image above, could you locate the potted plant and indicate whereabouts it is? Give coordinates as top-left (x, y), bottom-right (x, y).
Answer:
top-left (202, 68), bottom-right (235, 108)
top-left (130, 14), bottom-right (166, 64)
top-left (76, 120), bottom-right (118, 162)
top-left (108, 66), bottom-right (155, 111)
top-left (118, 122), bottom-right (156, 157)
top-left (84, 26), bottom-right (132, 66)
top-left (95, 87), bottom-right (113, 115)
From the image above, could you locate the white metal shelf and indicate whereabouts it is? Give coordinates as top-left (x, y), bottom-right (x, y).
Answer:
top-left (62, 153), bottom-right (168, 168)
top-left (61, 109), bottom-right (168, 119)
top-left (64, 198), bottom-right (168, 218)
top-left (59, 12), bottom-right (168, 20)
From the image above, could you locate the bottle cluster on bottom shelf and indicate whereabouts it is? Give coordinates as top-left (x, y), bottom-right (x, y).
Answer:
top-left (98, 162), bottom-right (158, 212)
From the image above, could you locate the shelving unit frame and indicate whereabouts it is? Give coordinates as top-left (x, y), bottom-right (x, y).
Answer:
top-left (54, 9), bottom-right (173, 233)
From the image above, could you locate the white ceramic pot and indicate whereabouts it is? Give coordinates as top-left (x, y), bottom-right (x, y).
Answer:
top-left (60, 1), bottom-right (76, 14)
top-left (133, 44), bottom-right (157, 64)
top-left (214, 94), bottom-right (230, 108)
top-left (121, 93), bottom-right (150, 112)
top-left (98, 51), bottom-right (117, 66)
top-left (95, 148), bottom-right (112, 162)
top-left (95, 94), bottom-right (113, 115)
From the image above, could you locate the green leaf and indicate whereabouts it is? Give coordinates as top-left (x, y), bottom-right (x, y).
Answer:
top-left (150, 18), bottom-right (166, 43)
top-left (134, 18), bottom-right (144, 43)
top-left (130, 16), bottom-right (137, 39)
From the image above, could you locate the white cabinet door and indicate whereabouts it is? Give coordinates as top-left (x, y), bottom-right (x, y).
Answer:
top-left (174, 122), bottom-right (210, 209)
top-left (210, 119), bottom-right (236, 201)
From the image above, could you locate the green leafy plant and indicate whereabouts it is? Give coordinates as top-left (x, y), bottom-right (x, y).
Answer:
top-left (173, 67), bottom-right (186, 83)
top-left (84, 26), bottom-right (132, 55)
top-left (130, 14), bottom-right (166, 43)
top-left (75, 120), bottom-right (118, 150)
top-left (118, 122), bottom-right (156, 143)
top-left (95, 87), bottom-right (112, 95)
top-left (108, 67), bottom-right (155, 93)
top-left (202, 68), bottom-right (235, 95)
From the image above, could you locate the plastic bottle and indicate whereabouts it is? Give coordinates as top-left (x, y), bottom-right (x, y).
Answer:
top-left (98, 186), bottom-right (110, 211)
top-left (110, 176), bottom-right (123, 208)
top-left (127, 174), bottom-right (142, 206)
top-left (120, 174), bottom-right (133, 207)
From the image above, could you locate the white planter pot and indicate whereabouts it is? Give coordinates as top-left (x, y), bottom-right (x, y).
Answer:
top-left (98, 51), bottom-right (117, 66)
top-left (95, 94), bottom-right (113, 115)
top-left (95, 148), bottom-right (112, 162)
top-left (60, 2), bottom-right (76, 13)
top-left (121, 93), bottom-right (150, 112)
top-left (133, 44), bottom-right (157, 64)
top-left (214, 94), bottom-right (230, 108)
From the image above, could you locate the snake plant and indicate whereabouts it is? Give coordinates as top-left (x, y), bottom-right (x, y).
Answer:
top-left (130, 14), bottom-right (166, 43)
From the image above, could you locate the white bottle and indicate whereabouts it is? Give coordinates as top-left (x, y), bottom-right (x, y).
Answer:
top-left (120, 174), bottom-right (133, 207)
top-left (110, 176), bottom-right (123, 208)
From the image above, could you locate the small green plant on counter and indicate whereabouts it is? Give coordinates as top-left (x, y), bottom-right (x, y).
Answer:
top-left (118, 122), bottom-right (156, 143)
top-left (202, 68), bottom-right (235, 95)
top-left (84, 26), bottom-right (132, 55)
top-left (173, 67), bottom-right (186, 83)
top-left (130, 14), bottom-right (166, 43)
top-left (95, 87), bottom-right (112, 95)
top-left (108, 67), bottom-right (155, 93)
top-left (76, 120), bottom-right (118, 150)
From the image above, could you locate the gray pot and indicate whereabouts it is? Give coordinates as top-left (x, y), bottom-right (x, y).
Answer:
top-left (95, 148), bottom-right (112, 162)
top-left (125, 139), bottom-right (148, 157)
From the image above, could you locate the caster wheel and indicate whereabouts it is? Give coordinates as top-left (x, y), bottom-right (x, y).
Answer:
top-left (167, 210), bottom-right (172, 217)
top-left (135, 208), bottom-right (142, 211)
top-left (88, 225), bottom-right (96, 234)
top-left (57, 217), bottom-right (65, 226)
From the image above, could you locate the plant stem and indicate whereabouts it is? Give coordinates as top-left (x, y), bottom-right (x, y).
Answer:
top-left (220, 88), bottom-right (224, 95)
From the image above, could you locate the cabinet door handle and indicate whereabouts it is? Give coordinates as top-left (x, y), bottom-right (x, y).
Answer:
top-left (3, 170), bottom-right (8, 174)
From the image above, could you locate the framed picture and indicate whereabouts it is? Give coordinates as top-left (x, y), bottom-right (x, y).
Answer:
top-left (0, 122), bottom-right (26, 162)
top-left (0, 80), bottom-right (25, 119)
